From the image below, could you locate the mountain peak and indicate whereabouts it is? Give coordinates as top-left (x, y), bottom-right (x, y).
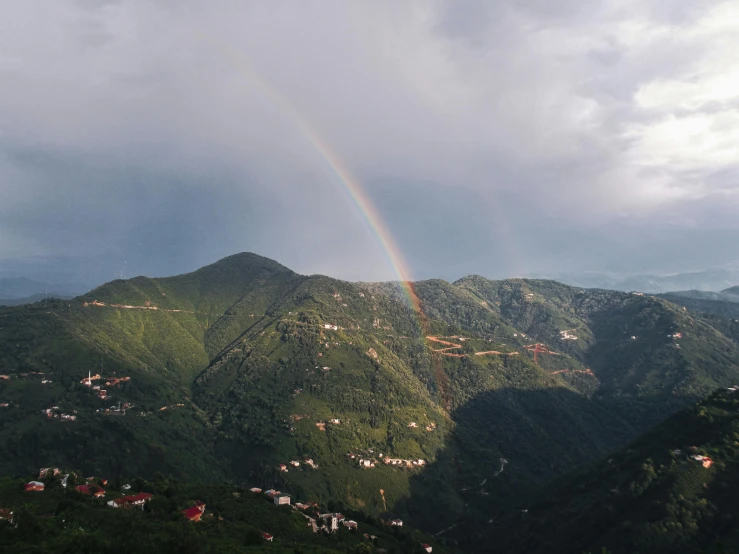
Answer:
top-left (194, 252), bottom-right (295, 277)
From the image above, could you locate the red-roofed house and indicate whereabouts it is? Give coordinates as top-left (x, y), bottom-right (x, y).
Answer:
top-left (262, 532), bottom-right (273, 542)
top-left (422, 544), bottom-right (432, 553)
top-left (182, 502), bottom-right (206, 522)
top-left (25, 481), bottom-right (45, 492)
top-left (107, 492), bottom-right (153, 509)
top-left (126, 493), bottom-right (153, 506)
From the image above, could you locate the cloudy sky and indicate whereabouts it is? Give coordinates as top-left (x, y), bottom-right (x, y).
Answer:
top-left (2, 0), bottom-right (739, 287)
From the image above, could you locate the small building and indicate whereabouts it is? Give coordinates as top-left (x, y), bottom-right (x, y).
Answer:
top-left (408, 422), bottom-right (418, 428)
top-left (327, 516), bottom-right (339, 532)
top-left (274, 494), bottom-right (291, 506)
top-left (389, 519), bottom-right (403, 527)
top-left (249, 487), bottom-right (262, 493)
top-left (182, 502), bottom-right (206, 522)
top-left (262, 533), bottom-right (273, 542)
top-left (25, 481), bottom-right (45, 492)
top-left (329, 418), bottom-right (341, 425)
top-left (126, 493), bottom-right (153, 506)
top-left (75, 484), bottom-right (94, 495)
top-left (691, 455), bottom-right (713, 468)
top-left (107, 492), bottom-right (153, 509)
top-left (295, 502), bottom-right (310, 510)
top-left (422, 544), bottom-right (433, 553)
top-left (290, 460), bottom-right (300, 467)
top-left (343, 519), bottom-right (358, 530)
top-left (279, 464), bottom-right (288, 472)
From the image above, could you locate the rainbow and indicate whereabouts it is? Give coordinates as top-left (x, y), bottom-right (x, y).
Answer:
top-left (201, 35), bottom-right (424, 317)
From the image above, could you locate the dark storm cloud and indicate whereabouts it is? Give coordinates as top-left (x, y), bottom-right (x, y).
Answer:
top-left (1, 0), bottom-right (738, 285)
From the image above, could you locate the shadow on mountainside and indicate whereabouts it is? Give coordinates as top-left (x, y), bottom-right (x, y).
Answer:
top-left (400, 386), bottom-right (637, 543)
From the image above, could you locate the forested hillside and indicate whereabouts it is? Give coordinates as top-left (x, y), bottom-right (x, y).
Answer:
top-left (2, 253), bottom-right (739, 545)
top-left (479, 388), bottom-right (739, 554)
top-left (0, 473), bottom-right (442, 554)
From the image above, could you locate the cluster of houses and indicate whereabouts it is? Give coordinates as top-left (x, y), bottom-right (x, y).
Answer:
top-left (81, 372), bottom-right (131, 389)
top-left (346, 450), bottom-right (426, 470)
top-left (22, 468), bottom-right (213, 522)
top-left (383, 458), bottom-right (426, 468)
top-left (249, 488), bottom-right (360, 538)
top-left (42, 407), bottom-right (77, 421)
top-left (278, 456), bottom-right (319, 472)
top-left (317, 512), bottom-right (358, 532)
top-left (96, 402), bottom-right (134, 416)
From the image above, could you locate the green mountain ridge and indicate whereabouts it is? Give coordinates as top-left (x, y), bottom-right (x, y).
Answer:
top-left (2, 252), bottom-right (739, 546)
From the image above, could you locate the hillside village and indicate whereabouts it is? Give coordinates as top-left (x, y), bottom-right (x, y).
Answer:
top-left (2, 467), bottom-right (440, 553)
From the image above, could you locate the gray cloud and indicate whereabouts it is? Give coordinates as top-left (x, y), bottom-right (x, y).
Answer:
top-left (1, 0), bottom-right (738, 286)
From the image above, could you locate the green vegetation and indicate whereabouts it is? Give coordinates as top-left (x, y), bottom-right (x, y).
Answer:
top-left (478, 388), bottom-right (739, 554)
top-left (0, 473), bottom-right (443, 553)
top-left (2, 253), bottom-right (739, 549)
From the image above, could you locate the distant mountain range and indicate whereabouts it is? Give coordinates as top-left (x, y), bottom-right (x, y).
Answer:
top-left (0, 277), bottom-right (85, 304)
top-left (539, 268), bottom-right (739, 293)
top-left (3, 252), bottom-right (739, 551)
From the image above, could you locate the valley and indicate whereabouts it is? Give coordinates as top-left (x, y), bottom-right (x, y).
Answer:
top-left (2, 253), bottom-right (739, 551)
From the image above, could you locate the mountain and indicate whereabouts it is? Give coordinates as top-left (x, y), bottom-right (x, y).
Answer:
top-left (2, 253), bottom-right (739, 540)
top-left (0, 277), bottom-right (85, 301)
top-left (660, 287), bottom-right (739, 319)
top-left (480, 387), bottom-right (739, 554)
top-left (543, 268), bottom-right (739, 294)
top-left (0, 293), bottom-right (76, 307)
